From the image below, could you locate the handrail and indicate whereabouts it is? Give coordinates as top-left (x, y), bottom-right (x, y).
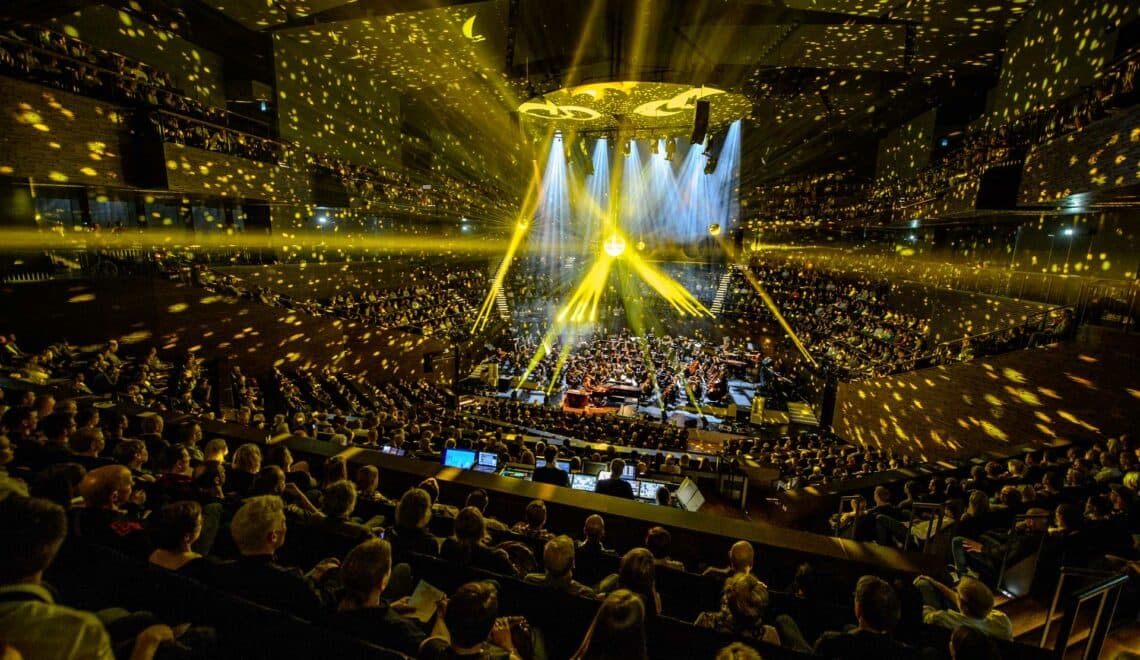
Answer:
top-left (1042, 566), bottom-right (1127, 660)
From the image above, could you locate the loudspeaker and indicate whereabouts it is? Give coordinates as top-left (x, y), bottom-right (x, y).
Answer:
top-left (423, 354), bottom-right (434, 373)
top-left (691, 100), bottom-right (710, 145)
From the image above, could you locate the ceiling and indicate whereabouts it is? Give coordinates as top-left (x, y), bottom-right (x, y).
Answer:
top-left (192, 0), bottom-right (1039, 184)
top-left (6, 0), bottom-right (1042, 187)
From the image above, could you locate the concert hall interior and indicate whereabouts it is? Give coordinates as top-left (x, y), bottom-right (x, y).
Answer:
top-left (1, 0), bottom-right (1140, 658)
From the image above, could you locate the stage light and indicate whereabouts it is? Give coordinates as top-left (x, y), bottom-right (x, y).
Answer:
top-left (622, 139), bottom-right (631, 156)
top-left (708, 223), bottom-right (721, 236)
top-left (636, 240), bottom-right (646, 251)
top-left (665, 138), bottom-right (676, 161)
top-left (603, 234), bottom-right (627, 257)
top-left (649, 140), bottom-right (659, 155)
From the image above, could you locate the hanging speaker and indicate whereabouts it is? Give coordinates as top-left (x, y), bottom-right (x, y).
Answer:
top-left (691, 100), bottom-right (710, 145)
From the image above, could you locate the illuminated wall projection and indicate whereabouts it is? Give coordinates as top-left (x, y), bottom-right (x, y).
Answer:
top-left (53, 5), bottom-right (226, 105)
top-left (992, 0), bottom-right (1135, 122)
top-left (876, 109), bottom-right (936, 183)
top-left (274, 35), bottom-right (401, 169)
top-left (0, 77), bottom-right (127, 188)
top-left (835, 330), bottom-right (1140, 462)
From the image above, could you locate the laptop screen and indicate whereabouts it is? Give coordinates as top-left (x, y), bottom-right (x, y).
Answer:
top-left (476, 452), bottom-right (498, 468)
top-left (597, 471), bottom-right (611, 480)
top-left (570, 474), bottom-right (597, 491)
top-left (639, 481), bottom-right (664, 500)
top-left (555, 459), bottom-right (571, 472)
top-left (622, 464), bottom-right (637, 479)
top-left (442, 448), bottom-right (477, 470)
top-left (500, 468), bottom-right (531, 480)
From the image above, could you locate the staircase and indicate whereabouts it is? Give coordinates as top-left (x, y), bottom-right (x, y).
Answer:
top-left (495, 286), bottom-right (510, 321)
top-left (786, 402), bottom-right (819, 427)
top-left (709, 265), bottom-right (736, 315)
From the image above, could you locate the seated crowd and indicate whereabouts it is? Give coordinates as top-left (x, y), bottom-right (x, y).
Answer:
top-left (6, 334), bottom-right (1132, 658)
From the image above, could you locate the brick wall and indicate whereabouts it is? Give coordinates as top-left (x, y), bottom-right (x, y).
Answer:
top-left (0, 76), bottom-right (129, 187)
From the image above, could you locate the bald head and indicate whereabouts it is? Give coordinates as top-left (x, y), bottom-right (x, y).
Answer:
top-left (79, 465), bottom-right (133, 510)
top-left (729, 541), bottom-right (754, 574)
top-left (583, 514), bottom-right (605, 540)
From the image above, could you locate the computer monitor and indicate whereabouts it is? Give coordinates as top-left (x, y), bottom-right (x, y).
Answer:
top-left (570, 473), bottom-right (598, 491)
top-left (597, 470), bottom-right (611, 480)
top-left (441, 448), bottom-right (477, 470)
top-left (626, 479), bottom-right (640, 494)
top-left (639, 481), bottom-right (664, 500)
top-left (621, 464), bottom-right (637, 479)
top-left (555, 459), bottom-right (571, 472)
top-left (381, 445), bottom-right (405, 456)
top-left (534, 459), bottom-right (546, 468)
top-left (474, 452), bottom-right (499, 472)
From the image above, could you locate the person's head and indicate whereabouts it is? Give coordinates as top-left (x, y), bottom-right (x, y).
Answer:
top-left (150, 500), bottom-right (203, 552)
top-left (231, 495), bottom-right (287, 555)
top-left (112, 438), bottom-right (147, 469)
top-left (853, 575), bottom-right (900, 632)
top-left (967, 490), bottom-right (989, 516)
top-left (727, 541), bottom-right (754, 574)
top-left (1055, 502), bottom-right (1082, 531)
top-left (395, 487), bottom-right (432, 530)
top-left (609, 458), bottom-right (626, 477)
top-left (68, 428), bottom-right (104, 456)
top-left (250, 466), bottom-right (286, 496)
top-left (873, 486), bottom-right (890, 506)
top-left (157, 445), bottom-right (191, 476)
top-left (194, 461), bottom-right (225, 492)
top-left (78, 465), bottom-right (133, 510)
top-left (543, 535), bottom-right (577, 578)
top-left (715, 643), bottom-right (761, 660)
top-left (40, 412), bottom-right (74, 443)
top-left (573, 589), bottom-right (648, 660)
top-left (323, 456), bottom-right (348, 485)
top-left (654, 486), bottom-right (670, 506)
top-left (545, 445), bottom-right (559, 464)
top-left (340, 538), bottom-right (393, 606)
top-left (644, 526), bottom-right (673, 560)
top-left (203, 438), bottom-right (228, 463)
top-left (722, 573), bottom-right (769, 627)
top-left (524, 499), bottom-right (548, 529)
top-left (583, 514), bottom-right (605, 541)
top-left (949, 624), bottom-right (1000, 660)
top-left (443, 581), bottom-right (501, 649)
top-left (0, 495), bottom-right (68, 585)
top-left (354, 465), bottom-right (379, 494)
top-left (618, 548), bottom-right (657, 604)
top-left (231, 443), bottom-right (262, 473)
top-left (0, 434), bottom-right (11, 467)
top-left (453, 506), bottom-right (487, 544)
top-left (322, 480), bottom-right (358, 519)
top-left (140, 414), bottom-right (163, 436)
top-left (416, 477), bottom-right (440, 504)
top-left (955, 576), bottom-right (995, 620)
top-left (465, 488), bottom-right (489, 513)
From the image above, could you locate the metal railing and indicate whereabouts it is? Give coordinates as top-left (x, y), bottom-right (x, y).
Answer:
top-left (1041, 566), bottom-right (1128, 660)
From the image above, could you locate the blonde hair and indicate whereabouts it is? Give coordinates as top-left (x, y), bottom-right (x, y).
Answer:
top-left (230, 495), bottom-right (285, 552)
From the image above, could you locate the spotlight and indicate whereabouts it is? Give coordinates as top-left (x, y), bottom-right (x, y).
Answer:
top-left (708, 224), bottom-right (721, 236)
top-left (665, 138), bottom-right (677, 162)
top-left (517, 219), bottom-right (530, 230)
top-left (636, 240), bottom-right (646, 251)
top-left (603, 234), bottom-right (626, 257)
top-left (649, 140), bottom-right (659, 155)
top-left (622, 139), bottom-right (631, 156)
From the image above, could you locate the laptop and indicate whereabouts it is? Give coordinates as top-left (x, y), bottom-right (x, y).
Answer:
top-left (441, 448), bottom-right (477, 470)
top-left (555, 459), bottom-right (571, 472)
top-left (381, 445), bottom-right (406, 457)
top-left (570, 473), bottom-right (598, 491)
top-left (500, 467), bottom-right (532, 480)
top-left (473, 451), bottom-right (499, 474)
top-left (639, 480), bottom-right (665, 500)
